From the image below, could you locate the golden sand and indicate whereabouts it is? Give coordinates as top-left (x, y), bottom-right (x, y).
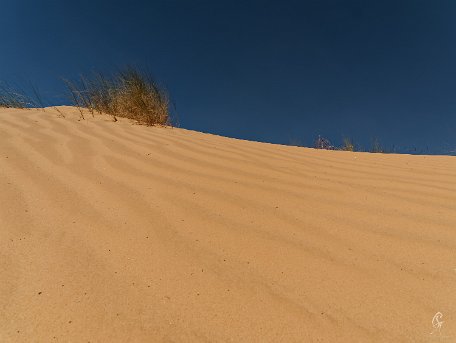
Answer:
top-left (1, 107), bottom-right (455, 341)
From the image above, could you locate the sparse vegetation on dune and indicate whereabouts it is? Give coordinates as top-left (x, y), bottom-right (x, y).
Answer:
top-left (0, 75), bottom-right (443, 155)
top-left (314, 135), bottom-right (335, 150)
top-left (370, 137), bottom-right (384, 153)
top-left (313, 135), bottom-right (392, 153)
top-left (341, 137), bottom-right (355, 151)
top-left (63, 68), bottom-right (171, 125)
top-left (314, 135), bottom-right (358, 151)
top-left (0, 82), bottom-right (31, 109)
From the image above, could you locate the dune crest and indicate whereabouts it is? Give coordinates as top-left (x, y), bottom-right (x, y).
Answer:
top-left (1, 107), bottom-right (455, 342)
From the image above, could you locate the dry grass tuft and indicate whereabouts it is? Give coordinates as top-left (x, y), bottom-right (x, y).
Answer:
top-left (64, 68), bottom-right (170, 125)
top-left (370, 138), bottom-right (384, 153)
top-left (341, 137), bottom-right (355, 151)
top-left (0, 83), bottom-right (31, 108)
top-left (314, 135), bottom-right (335, 150)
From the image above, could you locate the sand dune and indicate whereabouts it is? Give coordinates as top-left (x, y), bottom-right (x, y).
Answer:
top-left (0, 107), bottom-right (455, 342)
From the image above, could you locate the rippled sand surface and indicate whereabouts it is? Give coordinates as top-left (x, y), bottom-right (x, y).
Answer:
top-left (1, 107), bottom-right (455, 342)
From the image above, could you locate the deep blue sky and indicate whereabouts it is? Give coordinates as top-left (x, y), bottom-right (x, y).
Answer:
top-left (1, 0), bottom-right (456, 154)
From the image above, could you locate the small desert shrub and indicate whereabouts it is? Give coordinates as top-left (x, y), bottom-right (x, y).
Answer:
top-left (370, 138), bottom-right (384, 153)
top-left (314, 135), bottom-right (335, 150)
top-left (64, 68), bottom-right (170, 125)
top-left (341, 137), bottom-right (355, 151)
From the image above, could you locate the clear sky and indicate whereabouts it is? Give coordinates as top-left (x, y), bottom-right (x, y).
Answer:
top-left (1, 0), bottom-right (455, 154)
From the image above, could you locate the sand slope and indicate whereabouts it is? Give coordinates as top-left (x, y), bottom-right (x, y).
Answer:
top-left (0, 107), bottom-right (455, 342)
